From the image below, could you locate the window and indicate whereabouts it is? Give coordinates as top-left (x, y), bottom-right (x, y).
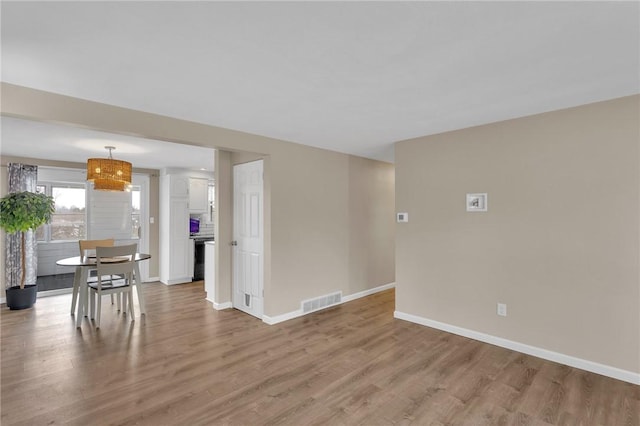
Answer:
top-left (131, 187), bottom-right (141, 239)
top-left (51, 186), bottom-right (86, 240)
top-left (36, 183), bottom-right (86, 241)
top-left (35, 175), bottom-right (145, 243)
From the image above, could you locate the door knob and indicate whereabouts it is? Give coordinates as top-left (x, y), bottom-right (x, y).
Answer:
top-left (231, 241), bottom-right (238, 246)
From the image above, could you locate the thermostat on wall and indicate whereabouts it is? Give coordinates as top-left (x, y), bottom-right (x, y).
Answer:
top-left (397, 212), bottom-right (409, 223)
top-left (466, 193), bottom-right (488, 212)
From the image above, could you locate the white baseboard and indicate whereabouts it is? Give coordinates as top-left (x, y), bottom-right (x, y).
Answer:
top-left (161, 278), bottom-right (192, 285)
top-left (263, 282), bottom-right (396, 325)
top-left (204, 294), bottom-right (232, 310)
top-left (37, 288), bottom-right (73, 298)
top-left (263, 308), bottom-right (304, 325)
top-left (213, 301), bottom-right (232, 310)
top-left (1, 287), bottom-right (74, 305)
top-left (145, 276), bottom-right (160, 283)
top-left (394, 311), bottom-right (640, 386)
top-left (3, 283), bottom-right (162, 305)
top-left (342, 282), bottom-right (396, 303)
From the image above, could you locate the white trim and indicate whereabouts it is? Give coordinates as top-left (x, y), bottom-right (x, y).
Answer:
top-left (205, 295), bottom-right (232, 311)
top-left (263, 282), bottom-right (396, 325)
top-left (37, 288), bottom-right (73, 298)
top-left (1, 287), bottom-right (73, 305)
top-left (263, 308), bottom-right (304, 325)
top-left (145, 277), bottom-right (160, 283)
top-left (162, 278), bottom-right (192, 285)
top-left (342, 282), bottom-right (396, 303)
top-left (132, 173), bottom-right (150, 282)
top-left (394, 311), bottom-right (640, 386)
top-left (212, 300), bottom-right (232, 310)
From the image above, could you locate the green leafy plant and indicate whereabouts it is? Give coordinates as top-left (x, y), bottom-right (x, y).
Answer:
top-left (0, 191), bottom-right (55, 288)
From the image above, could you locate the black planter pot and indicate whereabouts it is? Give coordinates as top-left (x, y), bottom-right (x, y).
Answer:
top-left (5, 285), bottom-right (37, 310)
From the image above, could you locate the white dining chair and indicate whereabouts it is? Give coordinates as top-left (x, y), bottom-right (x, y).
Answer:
top-left (75, 238), bottom-right (117, 315)
top-left (78, 238), bottom-right (123, 310)
top-left (89, 244), bottom-right (137, 328)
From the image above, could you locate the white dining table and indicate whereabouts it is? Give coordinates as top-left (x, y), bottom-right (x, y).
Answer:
top-left (56, 253), bottom-right (151, 328)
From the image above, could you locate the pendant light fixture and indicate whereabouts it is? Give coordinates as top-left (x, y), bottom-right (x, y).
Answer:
top-left (86, 146), bottom-right (132, 191)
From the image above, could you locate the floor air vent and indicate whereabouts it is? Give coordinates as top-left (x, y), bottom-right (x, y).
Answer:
top-left (302, 291), bottom-right (342, 314)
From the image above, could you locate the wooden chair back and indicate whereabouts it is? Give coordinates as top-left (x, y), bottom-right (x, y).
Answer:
top-left (78, 238), bottom-right (115, 258)
top-left (95, 244), bottom-right (137, 282)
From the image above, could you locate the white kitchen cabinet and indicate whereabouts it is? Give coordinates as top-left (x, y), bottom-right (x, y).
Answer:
top-left (168, 198), bottom-right (190, 279)
top-left (160, 174), bottom-right (193, 285)
top-left (171, 175), bottom-right (190, 197)
top-left (189, 178), bottom-right (208, 212)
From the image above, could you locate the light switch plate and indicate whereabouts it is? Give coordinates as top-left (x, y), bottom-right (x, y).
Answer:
top-left (497, 303), bottom-right (507, 317)
top-left (397, 212), bottom-right (409, 223)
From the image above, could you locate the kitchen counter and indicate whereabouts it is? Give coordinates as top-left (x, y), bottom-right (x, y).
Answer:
top-left (190, 234), bottom-right (214, 240)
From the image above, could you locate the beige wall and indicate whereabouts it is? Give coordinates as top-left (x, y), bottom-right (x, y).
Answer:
top-left (349, 156), bottom-right (396, 295)
top-left (214, 150), bottom-right (233, 305)
top-left (395, 95), bottom-right (640, 374)
top-left (215, 144), bottom-right (395, 314)
top-left (1, 83), bottom-right (396, 316)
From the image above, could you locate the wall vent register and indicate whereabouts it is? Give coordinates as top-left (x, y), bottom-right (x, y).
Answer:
top-left (301, 291), bottom-right (342, 313)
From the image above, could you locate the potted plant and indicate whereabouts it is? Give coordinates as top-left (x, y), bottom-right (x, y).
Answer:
top-left (0, 191), bottom-right (55, 309)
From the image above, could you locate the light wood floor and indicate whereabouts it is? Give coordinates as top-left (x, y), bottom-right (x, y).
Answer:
top-left (1, 282), bottom-right (638, 426)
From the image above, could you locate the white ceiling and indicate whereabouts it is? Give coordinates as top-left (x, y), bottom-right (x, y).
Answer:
top-left (1, 116), bottom-right (216, 171)
top-left (1, 1), bottom-right (638, 164)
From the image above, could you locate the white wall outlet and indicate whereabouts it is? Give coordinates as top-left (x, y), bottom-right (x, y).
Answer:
top-left (497, 303), bottom-right (507, 317)
top-left (467, 193), bottom-right (488, 212)
top-left (397, 212), bottom-right (409, 223)
top-left (149, 217), bottom-right (155, 224)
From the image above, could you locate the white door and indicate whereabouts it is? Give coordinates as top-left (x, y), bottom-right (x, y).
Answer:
top-left (232, 160), bottom-right (264, 319)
